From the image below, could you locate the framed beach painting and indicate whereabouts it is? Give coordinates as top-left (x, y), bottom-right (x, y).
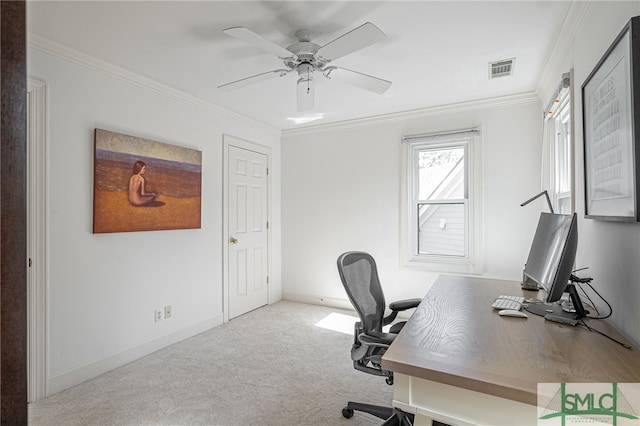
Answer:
top-left (93, 129), bottom-right (202, 233)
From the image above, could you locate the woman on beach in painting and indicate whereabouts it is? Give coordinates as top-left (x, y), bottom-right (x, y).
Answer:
top-left (128, 160), bottom-right (158, 206)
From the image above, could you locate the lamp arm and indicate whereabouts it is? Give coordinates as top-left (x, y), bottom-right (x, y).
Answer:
top-left (520, 190), bottom-right (554, 214)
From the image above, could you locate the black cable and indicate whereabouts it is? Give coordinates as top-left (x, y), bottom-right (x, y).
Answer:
top-left (569, 273), bottom-right (612, 319)
top-left (569, 270), bottom-right (631, 349)
top-left (575, 283), bottom-right (600, 316)
top-left (582, 281), bottom-right (613, 319)
top-left (572, 267), bottom-right (590, 274)
top-left (578, 319), bottom-right (633, 350)
top-left (576, 283), bottom-right (606, 317)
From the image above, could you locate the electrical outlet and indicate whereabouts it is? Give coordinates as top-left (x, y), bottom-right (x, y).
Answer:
top-left (154, 309), bottom-right (163, 323)
top-left (164, 305), bottom-right (172, 319)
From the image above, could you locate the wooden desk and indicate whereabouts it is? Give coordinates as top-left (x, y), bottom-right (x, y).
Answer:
top-left (382, 275), bottom-right (640, 426)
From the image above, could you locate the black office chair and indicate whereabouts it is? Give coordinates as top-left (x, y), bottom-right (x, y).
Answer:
top-left (337, 251), bottom-right (422, 425)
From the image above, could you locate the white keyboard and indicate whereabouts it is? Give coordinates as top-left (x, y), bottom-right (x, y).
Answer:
top-left (491, 295), bottom-right (525, 310)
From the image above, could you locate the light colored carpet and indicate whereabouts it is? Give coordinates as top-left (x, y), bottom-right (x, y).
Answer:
top-left (29, 301), bottom-right (395, 425)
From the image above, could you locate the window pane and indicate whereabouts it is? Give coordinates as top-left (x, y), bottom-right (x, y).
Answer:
top-left (555, 115), bottom-right (571, 194)
top-left (417, 147), bottom-right (465, 200)
top-left (557, 196), bottom-right (571, 215)
top-left (418, 203), bottom-right (466, 257)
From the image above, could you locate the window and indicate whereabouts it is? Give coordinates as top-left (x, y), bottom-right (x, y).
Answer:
top-left (543, 72), bottom-right (573, 214)
top-left (553, 98), bottom-right (572, 213)
top-left (402, 129), bottom-right (483, 273)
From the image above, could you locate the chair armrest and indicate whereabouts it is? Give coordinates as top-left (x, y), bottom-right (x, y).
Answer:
top-left (383, 298), bottom-right (421, 326)
top-left (389, 298), bottom-right (422, 312)
top-left (359, 331), bottom-right (396, 348)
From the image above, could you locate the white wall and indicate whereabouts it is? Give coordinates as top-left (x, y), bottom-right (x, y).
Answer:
top-left (29, 1), bottom-right (640, 398)
top-left (281, 96), bottom-right (543, 307)
top-left (554, 2), bottom-right (640, 346)
top-left (282, 1), bottom-right (640, 348)
top-left (28, 43), bottom-right (282, 394)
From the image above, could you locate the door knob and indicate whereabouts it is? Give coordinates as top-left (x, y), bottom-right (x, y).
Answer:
top-left (229, 237), bottom-right (238, 244)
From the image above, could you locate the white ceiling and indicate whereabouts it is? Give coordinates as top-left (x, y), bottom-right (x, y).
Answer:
top-left (27, 1), bottom-right (572, 131)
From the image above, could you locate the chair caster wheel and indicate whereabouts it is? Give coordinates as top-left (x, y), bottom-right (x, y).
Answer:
top-left (342, 408), bottom-right (354, 419)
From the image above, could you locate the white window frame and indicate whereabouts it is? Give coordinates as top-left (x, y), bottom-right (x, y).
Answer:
top-left (401, 129), bottom-right (483, 274)
top-left (553, 97), bottom-right (572, 213)
top-left (542, 72), bottom-right (574, 214)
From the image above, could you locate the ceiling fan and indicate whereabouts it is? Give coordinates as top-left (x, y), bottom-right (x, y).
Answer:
top-left (218, 22), bottom-right (392, 112)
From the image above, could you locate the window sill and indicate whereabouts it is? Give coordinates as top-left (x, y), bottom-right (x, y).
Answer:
top-left (403, 256), bottom-right (483, 274)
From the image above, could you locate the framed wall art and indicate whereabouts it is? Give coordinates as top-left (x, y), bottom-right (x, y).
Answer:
top-left (582, 16), bottom-right (640, 221)
top-left (93, 129), bottom-right (202, 233)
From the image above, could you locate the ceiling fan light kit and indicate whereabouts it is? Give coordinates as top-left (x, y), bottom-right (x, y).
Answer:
top-left (218, 22), bottom-right (392, 112)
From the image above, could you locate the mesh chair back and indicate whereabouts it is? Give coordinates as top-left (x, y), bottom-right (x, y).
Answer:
top-left (337, 252), bottom-right (386, 333)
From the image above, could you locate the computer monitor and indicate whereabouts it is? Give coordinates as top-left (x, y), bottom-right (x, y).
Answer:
top-left (522, 212), bottom-right (587, 322)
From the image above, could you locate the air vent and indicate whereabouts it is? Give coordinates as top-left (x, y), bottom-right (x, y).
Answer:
top-left (489, 59), bottom-right (515, 79)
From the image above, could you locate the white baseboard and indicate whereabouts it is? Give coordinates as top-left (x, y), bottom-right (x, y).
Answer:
top-left (282, 293), bottom-right (356, 312)
top-left (47, 314), bottom-right (223, 396)
top-left (282, 293), bottom-right (416, 320)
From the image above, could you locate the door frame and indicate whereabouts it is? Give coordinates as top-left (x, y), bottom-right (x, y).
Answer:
top-left (222, 135), bottom-right (272, 323)
top-left (27, 78), bottom-right (48, 402)
top-left (1, 2), bottom-right (28, 420)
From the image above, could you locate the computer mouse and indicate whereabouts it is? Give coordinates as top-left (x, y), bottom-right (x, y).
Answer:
top-left (498, 309), bottom-right (528, 318)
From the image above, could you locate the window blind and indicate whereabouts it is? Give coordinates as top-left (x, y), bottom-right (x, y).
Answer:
top-left (403, 128), bottom-right (480, 144)
top-left (544, 72), bottom-right (570, 121)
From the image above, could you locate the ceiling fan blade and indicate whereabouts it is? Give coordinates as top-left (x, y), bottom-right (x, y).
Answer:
top-left (297, 76), bottom-right (314, 112)
top-left (218, 69), bottom-right (290, 91)
top-left (318, 22), bottom-right (386, 62)
top-left (223, 27), bottom-right (293, 59)
top-left (325, 67), bottom-right (392, 94)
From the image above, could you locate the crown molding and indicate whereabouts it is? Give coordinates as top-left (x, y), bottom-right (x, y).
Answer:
top-left (27, 32), bottom-right (281, 138)
top-left (535, 1), bottom-right (592, 104)
top-left (282, 92), bottom-right (540, 137)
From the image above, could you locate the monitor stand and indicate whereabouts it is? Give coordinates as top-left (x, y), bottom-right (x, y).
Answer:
top-left (521, 274), bottom-right (540, 291)
top-left (524, 284), bottom-right (588, 326)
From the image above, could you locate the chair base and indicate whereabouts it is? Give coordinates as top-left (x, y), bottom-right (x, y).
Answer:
top-left (342, 401), bottom-right (414, 425)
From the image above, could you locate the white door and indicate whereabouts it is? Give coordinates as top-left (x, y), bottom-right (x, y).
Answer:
top-left (228, 145), bottom-right (269, 319)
